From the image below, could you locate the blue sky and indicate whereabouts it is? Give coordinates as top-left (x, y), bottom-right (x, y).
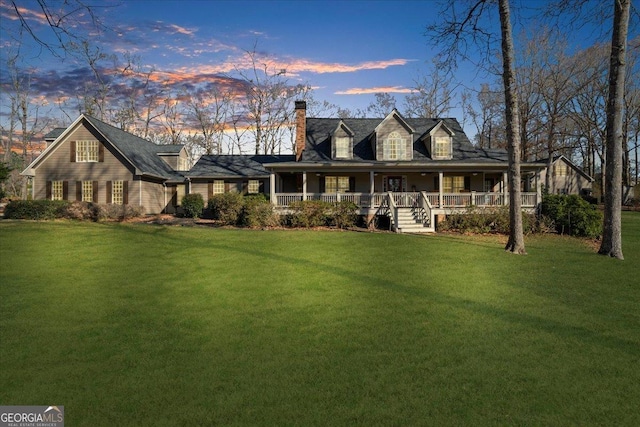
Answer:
top-left (1, 0), bottom-right (636, 138)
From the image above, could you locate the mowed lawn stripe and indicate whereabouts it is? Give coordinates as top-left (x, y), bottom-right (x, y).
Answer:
top-left (1, 214), bottom-right (639, 426)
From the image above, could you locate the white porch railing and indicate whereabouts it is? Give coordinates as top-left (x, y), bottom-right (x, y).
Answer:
top-left (274, 192), bottom-right (538, 209)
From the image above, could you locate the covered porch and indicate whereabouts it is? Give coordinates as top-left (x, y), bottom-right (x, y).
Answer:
top-left (268, 169), bottom-right (542, 210)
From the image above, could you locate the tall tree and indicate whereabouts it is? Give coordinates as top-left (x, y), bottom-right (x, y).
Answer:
top-left (499, 0), bottom-right (526, 254)
top-left (427, 0), bottom-right (526, 254)
top-left (598, 0), bottom-right (630, 260)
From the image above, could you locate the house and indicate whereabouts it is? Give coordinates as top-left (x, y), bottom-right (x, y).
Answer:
top-left (261, 101), bottom-right (546, 231)
top-left (27, 104), bottom-right (586, 232)
top-left (22, 114), bottom-right (189, 214)
top-left (537, 155), bottom-right (594, 196)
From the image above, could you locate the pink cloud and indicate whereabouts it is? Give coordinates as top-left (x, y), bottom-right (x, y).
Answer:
top-left (335, 86), bottom-right (413, 95)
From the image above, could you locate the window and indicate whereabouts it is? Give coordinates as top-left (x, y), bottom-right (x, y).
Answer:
top-left (213, 180), bottom-right (225, 194)
top-left (384, 132), bottom-right (407, 160)
top-left (554, 162), bottom-right (568, 176)
top-left (51, 181), bottom-right (63, 200)
top-left (325, 176), bottom-right (350, 193)
top-left (178, 157), bottom-right (189, 171)
top-left (335, 136), bottom-right (350, 158)
top-left (76, 140), bottom-right (99, 162)
top-left (112, 181), bottom-right (123, 204)
top-left (443, 176), bottom-right (465, 193)
top-left (248, 180), bottom-right (260, 194)
top-left (434, 136), bottom-right (451, 159)
top-left (82, 181), bottom-right (93, 202)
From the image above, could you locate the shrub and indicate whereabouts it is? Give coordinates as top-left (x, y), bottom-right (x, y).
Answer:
top-left (330, 200), bottom-right (359, 229)
top-left (182, 193), bottom-right (205, 219)
top-left (3, 200), bottom-right (69, 220)
top-left (62, 201), bottom-right (96, 220)
top-left (208, 192), bottom-right (244, 225)
top-left (288, 200), bottom-right (331, 228)
top-left (95, 203), bottom-right (145, 221)
top-left (540, 194), bottom-right (602, 238)
top-left (240, 194), bottom-right (278, 228)
top-left (439, 205), bottom-right (539, 235)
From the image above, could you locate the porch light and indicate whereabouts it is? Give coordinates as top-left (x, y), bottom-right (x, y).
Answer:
top-left (421, 172), bottom-right (426, 176)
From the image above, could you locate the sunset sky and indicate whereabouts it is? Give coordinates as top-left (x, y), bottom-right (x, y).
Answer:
top-left (1, 0), bottom-right (636, 140)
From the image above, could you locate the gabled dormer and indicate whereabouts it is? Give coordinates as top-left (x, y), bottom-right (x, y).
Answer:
top-left (331, 120), bottom-right (354, 160)
top-left (372, 109), bottom-right (414, 161)
top-left (425, 120), bottom-right (455, 160)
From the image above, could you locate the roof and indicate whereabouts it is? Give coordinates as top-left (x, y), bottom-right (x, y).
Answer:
top-left (188, 155), bottom-right (295, 178)
top-left (83, 115), bottom-right (185, 181)
top-left (300, 117), bottom-right (511, 164)
top-left (155, 144), bottom-right (184, 155)
top-left (44, 128), bottom-right (66, 140)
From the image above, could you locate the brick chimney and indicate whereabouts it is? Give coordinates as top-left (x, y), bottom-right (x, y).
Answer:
top-left (295, 100), bottom-right (306, 161)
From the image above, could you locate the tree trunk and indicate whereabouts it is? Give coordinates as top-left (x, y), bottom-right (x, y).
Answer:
top-left (598, 0), bottom-right (629, 260)
top-left (499, 0), bottom-right (526, 255)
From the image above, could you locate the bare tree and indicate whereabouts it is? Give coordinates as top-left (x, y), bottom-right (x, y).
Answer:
top-left (599, 0), bottom-right (631, 260)
top-left (404, 59), bottom-right (456, 118)
top-left (186, 88), bottom-right (233, 155)
top-left (367, 93), bottom-right (397, 117)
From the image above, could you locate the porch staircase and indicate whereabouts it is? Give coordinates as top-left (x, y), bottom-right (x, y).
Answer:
top-left (393, 207), bottom-right (435, 233)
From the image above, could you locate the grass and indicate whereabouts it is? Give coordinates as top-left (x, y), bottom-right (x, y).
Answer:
top-left (1, 213), bottom-right (639, 426)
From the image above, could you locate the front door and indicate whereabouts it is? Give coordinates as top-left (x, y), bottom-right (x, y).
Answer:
top-left (384, 176), bottom-right (405, 192)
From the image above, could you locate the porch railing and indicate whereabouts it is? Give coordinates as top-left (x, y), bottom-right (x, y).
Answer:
top-left (274, 192), bottom-right (538, 209)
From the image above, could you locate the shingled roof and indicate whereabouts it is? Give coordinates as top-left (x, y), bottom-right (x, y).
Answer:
top-left (83, 115), bottom-right (185, 181)
top-left (301, 117), bottom-right (509, 164)
top-left (188, 155), bottom-right (295, 178)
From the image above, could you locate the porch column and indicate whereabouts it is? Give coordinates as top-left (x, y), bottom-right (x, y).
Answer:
top-left (270, 172), bottom-right (276, 205)
top-left (369, 171), bottom-right (375, 194)
top-left (302, 171), bottom-right (307, 201)
top-left (502, 171), bottom-right (508, 205)
top-left (536, 169), bottom-right (542, 206)
top-left (438, 171), bottom-right (444, 208)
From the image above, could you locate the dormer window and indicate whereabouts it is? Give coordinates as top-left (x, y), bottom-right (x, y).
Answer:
top-left (335, 136), bottom-right (350, 159)
top-left (332, 121), bottom-right (354, 160)
top-left (384, 132), bottom-right (408, 160)
top-left (434, 136), bottom-right (452, 159)
top-left (427, 120), bottom-right (455, 160)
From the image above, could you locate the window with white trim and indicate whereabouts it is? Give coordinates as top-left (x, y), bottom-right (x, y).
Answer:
top-left (213, 180), bottom-right (225, 194)
top-left (82, 181), bottom-right (93, 202)
top-left (76, 140), bottom-right (99, 162)
top-left (335, 136), bottom-right (350, 159)
top-left (384, 132), bottom-right (407, 160)
top-left (248, 180), bottom-right (260, 194)
top-left (178, 157), bottom-right (189, 171)
top-left (112, 180), bottom-right (123, 204)
top-left (325, 176), bottom-right (350, 193)
top-left (443, 176), bottom-right (465, 193)
top-left (434, 136), bottom-right (451, 159)
top-left (52, 181), bottom-right (63, 200)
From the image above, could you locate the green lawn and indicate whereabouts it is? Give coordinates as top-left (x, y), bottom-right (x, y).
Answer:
top-left (1, 213), bottom-right (639, 426)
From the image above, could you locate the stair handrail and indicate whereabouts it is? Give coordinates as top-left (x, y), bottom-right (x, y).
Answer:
top-left (388, 192), bottom-right (398, 232)
top-left (419, 191), bottom-right (433, 227)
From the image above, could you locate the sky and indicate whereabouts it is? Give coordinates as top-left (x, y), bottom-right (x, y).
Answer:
top-left (1, 0), bottom-right (637, 143)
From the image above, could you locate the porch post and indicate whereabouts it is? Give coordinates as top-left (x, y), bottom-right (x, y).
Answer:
top-left (438, 171), bottom-right (444, 208)
top-left (502, 171), bottom-right (508, 205)
top-left (270, 172), bottom-right (276, 205)
top-left (302, 171), bottom-right (307, 201)
top-left (536, 169), bottom-right (542, 206)
top-left (369, 170), bottom-right (375, 194)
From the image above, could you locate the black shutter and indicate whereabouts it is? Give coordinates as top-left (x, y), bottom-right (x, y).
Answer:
top-left (123, 181), bottom-right (128, 205)
top-left (92, 181), bottom-right (99, 203)
top-left (259, 181), bottom-right (265, 193)
top-left (62, 181), bottom-right (68, 200)
top-left (70, 141), bottom-right (76, 162)
top-left (208, 181), bottom-right (213, 200)
top-left (106, 181), bottom-right (112, 204)
top-left (464, 176), bottom-right (471, 192)
top-left (349, 176), bottom-right (355, 192)
top-left (46, 181), bottom-right (52, 200)
top-left (242, 181), bottom-right (248, 195)
top-left (434, 176), bottom-right (439, 191)
top-left (98, 143), bottom-right (104, 162)
top-left (76, 181), bottom-right (82, 201)
top-left (319, 176), bottom-right (325, 193)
